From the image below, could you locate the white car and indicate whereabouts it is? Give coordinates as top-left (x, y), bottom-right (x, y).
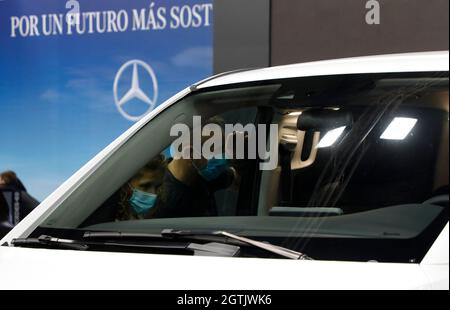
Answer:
top-left (1, 51), bottom-right (448, 290)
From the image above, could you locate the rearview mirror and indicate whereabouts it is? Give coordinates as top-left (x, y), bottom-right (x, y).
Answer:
top-left (297, 109), bottom-right (353, 131)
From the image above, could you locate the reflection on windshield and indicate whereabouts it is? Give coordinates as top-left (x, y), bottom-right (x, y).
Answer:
top-left (37, 73), bottom-right (449, 263)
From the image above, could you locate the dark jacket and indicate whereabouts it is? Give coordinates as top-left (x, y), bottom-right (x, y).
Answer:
top-left (153, 168), bottom-right (234, 219)
top-left (0, 192), bottom-right (13, 238)
top-left (0, 221), bottom-right (13, 239)
top-left (0, 184), bottom-right (39, 225)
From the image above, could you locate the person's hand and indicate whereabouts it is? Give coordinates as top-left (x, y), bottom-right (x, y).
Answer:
top-left (168, 144), bottom-right (206, 185)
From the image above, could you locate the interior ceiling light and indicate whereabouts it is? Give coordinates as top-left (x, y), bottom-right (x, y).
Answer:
top-left (380, 117), bottom-right (418, 140)
top-left (317, 126), bottom-right (346, 148)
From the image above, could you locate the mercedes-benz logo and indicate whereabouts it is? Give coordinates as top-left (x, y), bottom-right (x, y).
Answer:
top-left (113, 60), bottom-right (158, 122)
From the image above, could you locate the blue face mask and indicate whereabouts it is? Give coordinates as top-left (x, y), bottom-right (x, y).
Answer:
top-left (129, 189), bottom-right (157, 215)
top-left (163, 145), bottom-right (174, 159)
top-left (195, 156), bottom-right (229, 182)
top-left (163, 144), bottom-right (183, 160)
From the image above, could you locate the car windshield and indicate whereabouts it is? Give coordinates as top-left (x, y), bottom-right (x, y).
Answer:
top-left (29, 72), bottom-right (449, 262)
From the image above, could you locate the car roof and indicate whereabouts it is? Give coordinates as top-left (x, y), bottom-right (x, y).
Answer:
top-left (197, 51), bottom-right (449, 89)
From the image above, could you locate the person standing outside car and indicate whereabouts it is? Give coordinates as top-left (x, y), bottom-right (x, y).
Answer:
top-left (0, 171), bottom-right (39, 223)
top-left (0, 193), bottom-right (13, 238)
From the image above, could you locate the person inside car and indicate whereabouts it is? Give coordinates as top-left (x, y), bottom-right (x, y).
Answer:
top-left (80, 155), bottom-right (168, 226)
top-left (82, 117), bottom-right (240, 225)
top-left (115, 155), bottom-right (167, 221)
top-left (152, 117), bottom-right (236, 219)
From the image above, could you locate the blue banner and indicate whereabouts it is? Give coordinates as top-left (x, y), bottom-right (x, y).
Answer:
top-left (0, 0), bottom-right (213, 201)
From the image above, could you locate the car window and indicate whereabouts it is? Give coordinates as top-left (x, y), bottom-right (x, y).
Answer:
top-left (80, 107), bottom-right (259, 225)
top-left (30, 73), bottom-right (449, 263)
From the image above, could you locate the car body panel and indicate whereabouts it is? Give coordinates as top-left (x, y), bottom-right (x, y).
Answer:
top-left (197, 51), bottom-right (449, 89)
top-left (421, 224), bottom-right (449, 290)
top-left (422, 223), bottom-right (449, 265)
top-left (0, 246), bottom-right (430, 290)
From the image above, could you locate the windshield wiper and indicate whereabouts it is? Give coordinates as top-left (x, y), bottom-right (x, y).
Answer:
top-left (84, 229), bottom-right (312, 260)
top-left (12, 234), bottom-right (238, 257)
top-left (162, 229), bottom-right (312, 260)
top-left (12, 235), bottom-right (89, 251)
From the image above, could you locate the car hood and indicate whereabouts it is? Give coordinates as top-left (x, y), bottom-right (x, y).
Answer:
top-left (0, 246), bottom-right (430, 290)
